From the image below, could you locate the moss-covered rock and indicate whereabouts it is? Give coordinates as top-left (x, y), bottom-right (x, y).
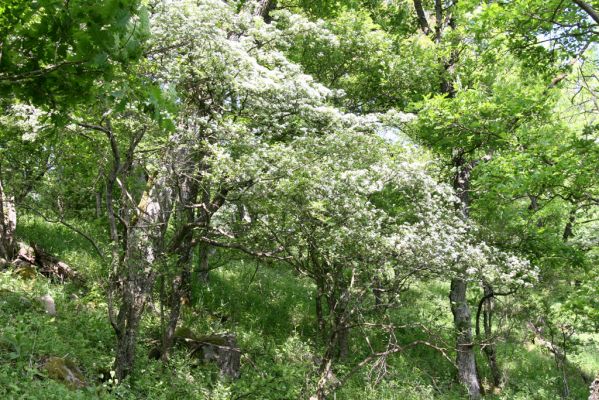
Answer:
top-left (13, 262), bottom-right (37, 280)
top-left (174, 326), bottom-right (197, 341)
top-left (195, 335), bottom-right (228, 347)
top-left (174, 327), bottom-right (228, 346)
top-left (43, 357), bottom-right (86, 389)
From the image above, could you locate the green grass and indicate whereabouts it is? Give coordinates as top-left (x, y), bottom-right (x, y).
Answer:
top-left (0, 215), bottom-right (596, 399)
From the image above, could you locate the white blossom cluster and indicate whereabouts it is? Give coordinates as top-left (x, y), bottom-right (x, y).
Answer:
top-left (145, 0), bottom-right (535, 293)
top-left (0, 103), bottom-right (48, 141)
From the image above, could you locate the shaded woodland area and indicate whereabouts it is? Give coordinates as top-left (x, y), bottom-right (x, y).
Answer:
top-left (0, 0), bottom-right (598, 399)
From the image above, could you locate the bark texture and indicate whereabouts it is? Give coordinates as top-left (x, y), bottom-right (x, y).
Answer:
top-left (450, 156), bottom-right (482, 399)
top-left (450, 278), bottom-right (482, 399)
top-left (590, 374), bottom-right (599, 400)
top-left (113, 176), bottom-right (172, 381)
top-left (0, 177), bottom-right (17, 261)
top-left (253, 0), bottom-right (277, 21)
top-left (100, 121), bottom-right (173, 381)
top-left (573, 0), bottom-right (599, 25)
top-left (160, 138), bottom-right (200, 361)
top-left (480, 283), bottom-right (501, 388)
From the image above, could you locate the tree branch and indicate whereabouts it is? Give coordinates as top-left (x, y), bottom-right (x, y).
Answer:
top-left (0, 61), bottom-right (84, 82)
top-left (413, 0), bottom-right (431, 35)
top-left (572, 0), bottom-right (599, 25)
top-left (20, 205), bottom-right (106, 261)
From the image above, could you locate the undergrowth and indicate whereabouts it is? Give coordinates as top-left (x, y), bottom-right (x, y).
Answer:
top-left (0, 215), bottom-right (595, 399)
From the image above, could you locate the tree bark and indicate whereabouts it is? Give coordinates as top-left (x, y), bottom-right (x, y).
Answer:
top-left (195, 186), bottom-right (212, 284)
top-left (562, 209), bottom-right (576, 241)
top-left (315, 280), bottom-right (326, 338)
top-left (451, 156), bottom-right (482, 399)
top-left (161, 163), bottom-right (199, 361)
top-left (413, 0), bottom-right (431, 35)
top-left (197, 242), bottom-right (211, 283)
top-left (253, 0), bottom-right (277, 21)
top-left (160, 231), bottom-right (194, 362)
top-left (589, 373), bottom-right (599, 400)
top-left (373, 275), bottom-right (384, 307)
top-left (450, 278), bottom-right (482, 399)
top-left (101, 123), bottom-right (173, 381)
top-left (0, 173), bottom-right (17, 261)
top-left (314, 356), bottom-right (334, 400)
top-left (114, 278), bottom-right (149, 381)
top-left (434, 0), bottom-right (443, 43)
top-left (112, 176), bottom-right (171, 380)
top-left (336, 324), bottom-right (349, 360)
top-left (573, 0), bottom-right (599, 25)
top-left (480, 283), bottom-right (501, 388)
top-left (326, 289), bottom-right (349, 360)
top-left (113, 223), bottom-right (162, 381)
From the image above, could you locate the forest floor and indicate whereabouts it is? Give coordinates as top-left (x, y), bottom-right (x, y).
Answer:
top-left (0, 215), bottom-right (597, 399)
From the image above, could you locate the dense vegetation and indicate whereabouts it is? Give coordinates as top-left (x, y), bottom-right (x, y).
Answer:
top-left (0, 0), bottom-right (598, 399)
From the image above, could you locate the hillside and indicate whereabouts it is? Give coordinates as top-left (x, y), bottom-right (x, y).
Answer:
top-left (1, 0), bottom-right (598, 399)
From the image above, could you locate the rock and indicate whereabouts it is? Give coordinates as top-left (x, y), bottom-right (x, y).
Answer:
top-left (17, 242), bottom-right (35, 263)
top-left (38, 294), bottom-right (56, 315)
top-left (175, 328), bottom-right (241, 378)
top-left (175, 326), bottom-right (198, 341)
top-left (43, 357), bottom-right (86, 389)
top-left (44, 260), bottom-right (77, 282)
top-left (6, 242), bottom-right (80, 283)
top-left (13, 258), bottom-right (32, 268)
top-left (192, 334), bottom-right (241, 379)
top-left (13, 263), bottom-right (37, 280)
top-left (0, 257), bottom-right (7, 269)
top-left (32, 244), bottom-right (78, 282)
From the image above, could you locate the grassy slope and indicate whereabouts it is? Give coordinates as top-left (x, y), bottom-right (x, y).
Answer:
top-left (0, 215), bottom-right (596, 399)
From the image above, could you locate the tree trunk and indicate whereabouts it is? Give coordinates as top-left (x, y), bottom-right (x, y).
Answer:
top-left (161, 277), bottom-right (184, 362)
top-left (194, 184), bottom-right (212, 285)
top-left (573, 0), bottom-right (599, 25)
top-left (589, 373), bottom-right (599, 400)
top-left (373, 276), bottom-right (384, 307)
top-left (413, 0), bottom-right (431, 35)
top-left (481, 283), bottom-right (501, 388)
top-left (314, 360), bottom-right (333, 400)
top-left (336, 324), bottom-right (349, 360)
top-left (313, 346), bottom-right (336, 400)
top-left (252, 0), bottom-right (276, 21)
top-left (315, 282), bottom-right (325, 338)
top-left (112, 214), bottom-right (165, 380)
top-left (109, 175), bottom-right (172, 381)
top-left (114, 283), bottom-right (148, 381)
top-left (326, 291), bottom-right (349, 360)
top-left (97, 121), bottom-right (173, 382)
top-left (0, 176), bottom-right (17, 261)
top-left (197, 241), bottom-right (211, 283)
top-left (161, 168), bottom-right (198, 361)
top-left (449, 155), bottom-right (483, 398)
top-left (161, 235), bottom-right (194, 362)
top-left (450, 278), bottom-right (482, 399)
